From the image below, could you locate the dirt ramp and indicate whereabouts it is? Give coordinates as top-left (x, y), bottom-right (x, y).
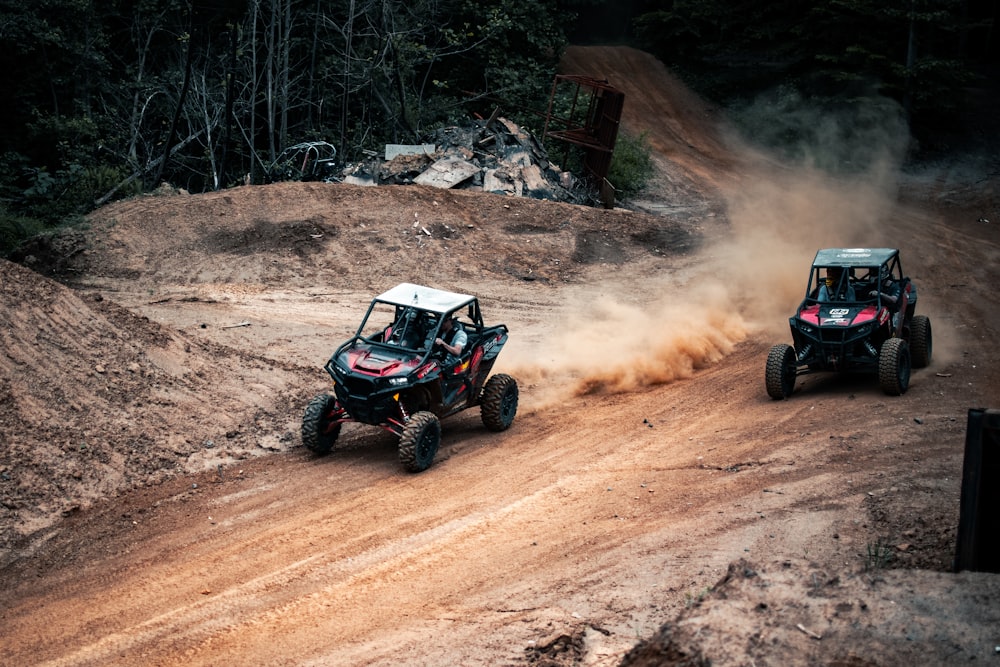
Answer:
top-left (559, 45), bottom-right (741, 191)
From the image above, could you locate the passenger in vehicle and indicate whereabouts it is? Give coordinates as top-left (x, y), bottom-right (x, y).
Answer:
top-left (434, 316), bottom-right (467, 365)
top-left (435, 316), bottom-right (469, 405)
top-left (868, 275), bottom-right (900, 308)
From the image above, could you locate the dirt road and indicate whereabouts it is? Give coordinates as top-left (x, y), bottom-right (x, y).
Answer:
top-left (2, 46), bottom-right (999, 666)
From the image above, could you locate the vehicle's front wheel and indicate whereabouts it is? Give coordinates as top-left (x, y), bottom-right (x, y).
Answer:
top-left (398, 411), bottom-right (441, 472)
top-left (481, 373), bottom-right (518, 431)
top-left (909, 314), bottom-right (932, 368)
top-left (878, 337), bottom-right (911, 395)
top-left (765, 344), bottom-right (797, 400)
top-left (301, 394), bottom-right (342, 454)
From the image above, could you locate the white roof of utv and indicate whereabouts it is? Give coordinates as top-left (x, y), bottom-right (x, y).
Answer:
top-left (375, 282), bottom-right (475, 314)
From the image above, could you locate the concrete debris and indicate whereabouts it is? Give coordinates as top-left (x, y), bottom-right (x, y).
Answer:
top-left (413, 156), bottom-right (480, 189)
top-left (342, 173), bottom-right (376, 187)
top-left (339, 116), bottom-right (586, 204)
top-left (385, 143), bottom-right (436, 160)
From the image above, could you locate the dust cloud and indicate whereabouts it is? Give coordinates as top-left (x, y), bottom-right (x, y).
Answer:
top-left (503, 278), bottom-right (747, 406)
top-left (505, 91), bottom-right (912, 405)
top-left (711, 160), bottom-right (902, 337)
top-left (716, 89), bottom-right (910, 338)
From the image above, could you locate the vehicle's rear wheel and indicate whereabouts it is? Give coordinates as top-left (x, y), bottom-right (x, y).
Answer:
top-left (910, 315), bottom-right (932, 368)
top-left (878, 337), bottom-right (911, 395)
top-left (765, 344), bottom-right (797, 400)
top-left (481, 373), bottom-right (518, 431)
top-left (301, 394), bottom-right (342, 454)
top-left (398, 411), bottom-right (441, 472)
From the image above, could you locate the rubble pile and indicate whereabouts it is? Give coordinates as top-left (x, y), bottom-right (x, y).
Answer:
top-left (340, 117), bottom-right (588, 204)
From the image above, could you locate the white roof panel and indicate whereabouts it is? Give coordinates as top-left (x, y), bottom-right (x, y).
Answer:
top-left (375, 282), bottom-right (475, 314)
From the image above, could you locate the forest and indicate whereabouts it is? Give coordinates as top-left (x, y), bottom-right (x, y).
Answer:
top-left (0, 0), bottom-right (996, 254)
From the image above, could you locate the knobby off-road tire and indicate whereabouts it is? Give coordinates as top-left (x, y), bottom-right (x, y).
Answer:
top-left (481, 373), bottom-right (518, 431)
top-left (301, 394), bottom-right (342, 454)
top-left (910, 314), bottom-right (933, 368)
top-left (878, 337), bottom-right (911, 396)
top-left (765, 344), bottom-right (797, 400)
top-left (398, 411), bottom-right (441, 473)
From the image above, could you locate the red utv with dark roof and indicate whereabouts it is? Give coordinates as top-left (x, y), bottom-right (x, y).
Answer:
top-left (766, 248), bottom-right (932, 398)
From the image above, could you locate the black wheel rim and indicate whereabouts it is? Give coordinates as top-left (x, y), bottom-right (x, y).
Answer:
top-left (416, 422), bottom-right (440, 466)
top-left (781, 347), bottom-right (796, 397)
top-left (417, 429), bottom-right (434, 458)
top-left (319, 417), bottom-right (335, 445)
top-left (782, 358), bottom-right (795, 395)
top-left (899, 348), bottom-right (911, 390)
top-left (500, 387), bottom-right (517, 422)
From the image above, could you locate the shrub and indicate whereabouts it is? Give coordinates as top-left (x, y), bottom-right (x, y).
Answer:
top-left (608, 130), bottom-right (654, 198)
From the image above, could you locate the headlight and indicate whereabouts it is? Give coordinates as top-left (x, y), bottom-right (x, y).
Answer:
top-left (798, 323), bottom-right (814, 335)
top-left (855, 324), bottom-right (872, 336)
top-left (388, 377), bottom-right (408, 386)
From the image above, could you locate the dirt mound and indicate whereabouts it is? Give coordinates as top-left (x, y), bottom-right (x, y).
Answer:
top-left (38, 181), bottom-right (711, 291)
top-left (0, 259), bottom-right (313, 562)
top-left (622, 558), bottom-right (1000, 666)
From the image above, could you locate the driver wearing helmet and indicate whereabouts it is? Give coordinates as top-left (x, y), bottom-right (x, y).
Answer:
top-left (818, 267), bottom-right (855, 302)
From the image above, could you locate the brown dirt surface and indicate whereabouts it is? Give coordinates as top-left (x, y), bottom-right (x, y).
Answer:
top-left (2, 45), bottom-right (1000, 666)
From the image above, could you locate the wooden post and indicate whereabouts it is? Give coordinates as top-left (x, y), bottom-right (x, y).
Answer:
top-left (954, 408), bottom-right (1000, 572)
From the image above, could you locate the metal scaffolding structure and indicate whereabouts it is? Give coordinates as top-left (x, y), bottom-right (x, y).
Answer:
top-left (543, 74), bottom-right (625, 207)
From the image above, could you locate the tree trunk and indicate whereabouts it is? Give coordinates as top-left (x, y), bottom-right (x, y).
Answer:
top-left (339, 0), bottom-right (356, 156)
top-left (218, 26), bottom-right (238, 189)
top-left (155, 28), bottom-right (196, 185)
top-left (903, 0), bottom-right (917, 118)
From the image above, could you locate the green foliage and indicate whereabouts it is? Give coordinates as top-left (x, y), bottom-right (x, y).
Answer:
top-left (632, 0), bottom-right (985, 142)
top-left (5, 163), bottom-right (89, 255)
top-left (0, 207), bottom-right (47, 257)
top-left (286, 0), bottom-right (570, 163)
top-left (0, 147), bottom-right (137, 255)
top-left (864, 537), bottom-right (894, 571)
top-left (0, 0), bottom-right (574, 212)
top-left (19, 165), bottom-right (91, 225)
top-left (26, 113), bottom-right (102, 168)
top-left (608, 131), bottom-right (655, 198)
top-left (0, 0), bottom-right (990, 218)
